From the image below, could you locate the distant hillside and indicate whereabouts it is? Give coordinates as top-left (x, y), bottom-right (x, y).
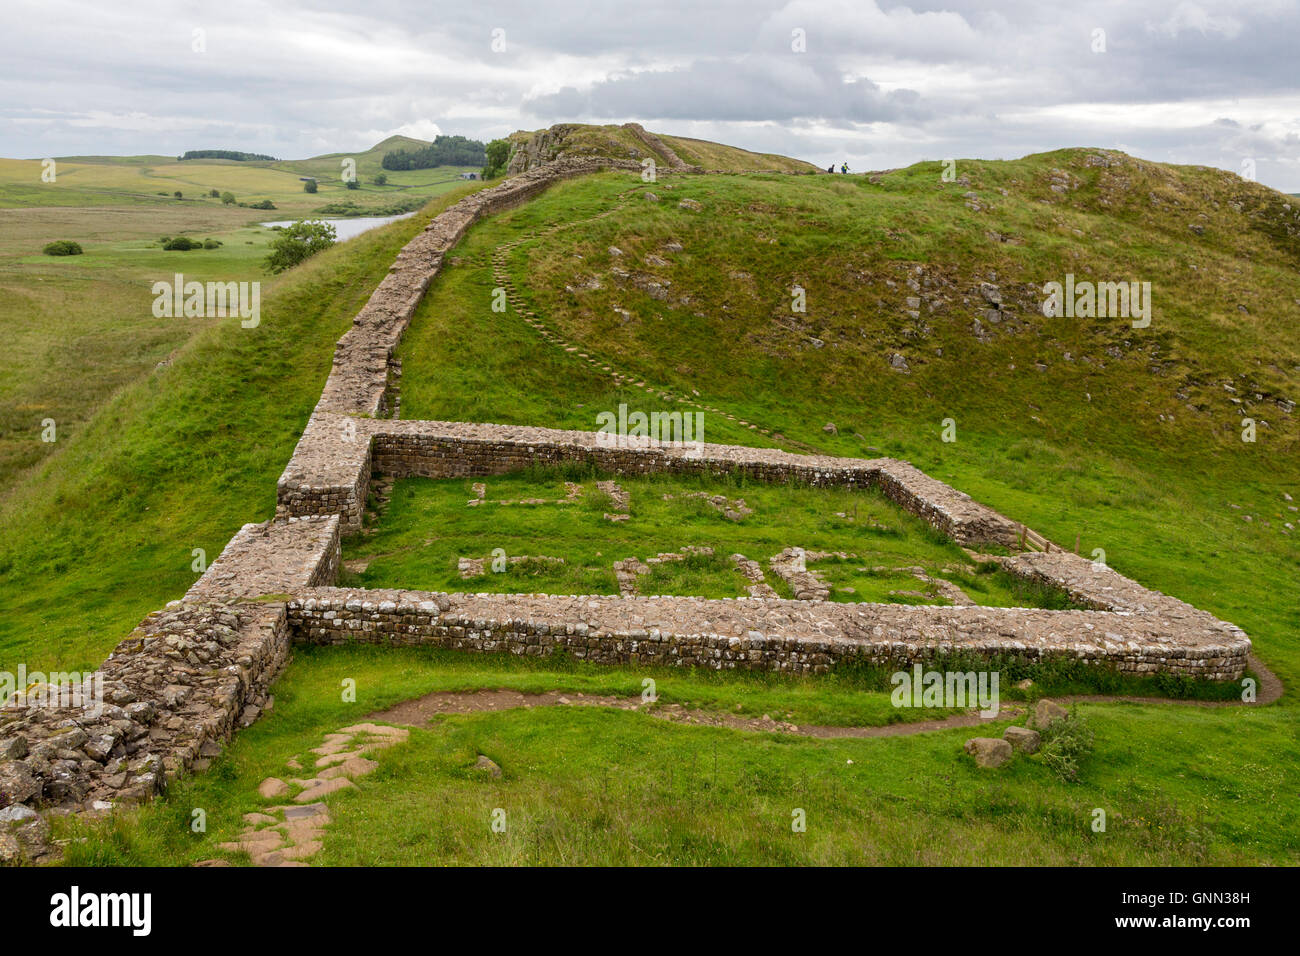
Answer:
top-left (505, 123), bottom-right (817, 174)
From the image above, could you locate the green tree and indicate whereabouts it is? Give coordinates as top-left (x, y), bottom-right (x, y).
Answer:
top-left (264, 219), bottom-right (336, 274)
top-left (42, 240), bottom-right (83, 256)
top-left (304, 179), bottom-right (318, 194)
top-left (373, 173), bottom-right (387, 186)
top-left (345, 179), bottom-right (360, 190)
top-left (482, 139), bottom-right (511, 179)
top-left (209, 188), bottom-right (220, 198)
top-left (221, 191), bottom-right (236, 205)
top-left (173, 191), bottom-right (183, 198)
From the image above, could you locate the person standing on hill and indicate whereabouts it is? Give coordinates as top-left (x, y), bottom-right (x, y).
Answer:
top-left (841, 161), bottom-right (849, 174)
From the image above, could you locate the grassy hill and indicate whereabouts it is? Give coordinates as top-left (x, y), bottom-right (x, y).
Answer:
top-left (506, 123), bottom-right (819, 173)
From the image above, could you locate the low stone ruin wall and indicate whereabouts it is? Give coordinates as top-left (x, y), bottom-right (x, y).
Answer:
top-left (0, 602), bottom-right (290, 837)
top-left (287, 587), bottom-right (1249, 681)
top-left (278, 414), bottom-right (1024, 545)
top-left (0, 516), bottom-right (340, 838)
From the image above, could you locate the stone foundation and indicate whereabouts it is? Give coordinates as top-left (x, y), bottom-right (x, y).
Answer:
top-left (287, 587), bottom-right (1247, 681)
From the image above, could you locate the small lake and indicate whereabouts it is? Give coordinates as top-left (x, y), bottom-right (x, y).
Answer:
top-left (259, 212), bottom-right (417, 241)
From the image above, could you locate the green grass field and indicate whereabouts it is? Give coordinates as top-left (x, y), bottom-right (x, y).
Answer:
top-left (0, 151), bottom-right (475, 492)
top-left (345, 467), bottom-right (1069, 607)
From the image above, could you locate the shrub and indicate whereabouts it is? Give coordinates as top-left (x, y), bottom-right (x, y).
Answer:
top-left (248, 199), bottom-right (276, 210)
top-left (173, 191), bottom-right (183, 199)
top-left (1038, 707), bottom-right (1096, 782)
top-left (345, 179), bottom-right (360, 190)
top-left (209, 189), bottom-right (220, 198)
top-left (481, 138), bottom-right (511, 179)
top-left (304, 180), bottom-right (318, 194)
top-left (202, 239), bottom-right (222, 249)
top-left (220, 192), bottom-right (236, 205)
top-left (264, 219), bottom-right (336, 274)
top-left (162, 237), bottom-right (202, 251)
top-left (42, 240), bottom-right (83, 256)
top-left (373, 173), bottom-right (387, 186)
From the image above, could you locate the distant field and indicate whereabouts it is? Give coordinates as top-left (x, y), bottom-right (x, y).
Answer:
top-left (0, 155), bottom-right (477, 216)
top-left (0, 180), bottom-right (488, 670)
top-left (0, 153), bottom-right (475, 491)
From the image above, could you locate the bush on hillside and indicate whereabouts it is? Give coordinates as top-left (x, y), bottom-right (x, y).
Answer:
top-left (42, 240), bottom-right (83, 256)
top-left (481, 138), bottom-right (511, 179)
top-left (248, 199), bottom-right (276, 210)
top-left (303, 180), bottom-right (318, 194)
top-left (162, 237), bottom-right (202, 251)
top-left (373, 173), bottom-right (387, 186)
top-left (264, 219), bottom-right (336, 274)
top-left (220, 191), bottom-right (236, 205)
top-left (1038, 707), bottom-right (1096, 782)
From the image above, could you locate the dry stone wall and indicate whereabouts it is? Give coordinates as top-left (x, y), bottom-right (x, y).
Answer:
top-left (288, 587), bottom-right (1247, 681)
top-left (279, 415), bottom-right (1023, 544)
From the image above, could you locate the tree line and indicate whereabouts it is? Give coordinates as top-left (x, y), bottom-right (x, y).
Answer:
top-left (179, 149), bottom-right (279, 162)
top-left (381, 135), bottom-right (486, 170)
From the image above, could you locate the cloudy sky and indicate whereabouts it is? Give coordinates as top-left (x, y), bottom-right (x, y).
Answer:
top-left (4, 0), bottom-right (1298, 189)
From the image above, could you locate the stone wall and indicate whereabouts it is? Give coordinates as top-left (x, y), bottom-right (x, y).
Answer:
top-left (0, 602), bottom-right (290, 836)
top-left (287, 587), bottom-right (1248, 681)
top-left (278, 414), bottom-right (1024, 545)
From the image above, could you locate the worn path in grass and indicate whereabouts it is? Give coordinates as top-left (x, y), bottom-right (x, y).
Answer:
top-left (366, 650), bottom-right (1281, 740)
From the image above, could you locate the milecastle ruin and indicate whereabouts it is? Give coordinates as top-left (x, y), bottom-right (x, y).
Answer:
top-left (0, 153), bottom-right (1254, 840)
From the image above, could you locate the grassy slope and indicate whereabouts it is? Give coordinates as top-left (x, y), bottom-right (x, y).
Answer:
top-left (507, 123), bottom-right (819, 173)
top-left (659, 133), bottom-right (819, 172)
top-left (59, 646), bottom-right (1298, 866)
top-left (0, 182), bottom-right (486, 672)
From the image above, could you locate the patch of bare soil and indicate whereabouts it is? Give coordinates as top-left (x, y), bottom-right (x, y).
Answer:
top-left (367, 689), bottom-right (1021, 738)
top-left (365, 651), bottom-right (1281, 740)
